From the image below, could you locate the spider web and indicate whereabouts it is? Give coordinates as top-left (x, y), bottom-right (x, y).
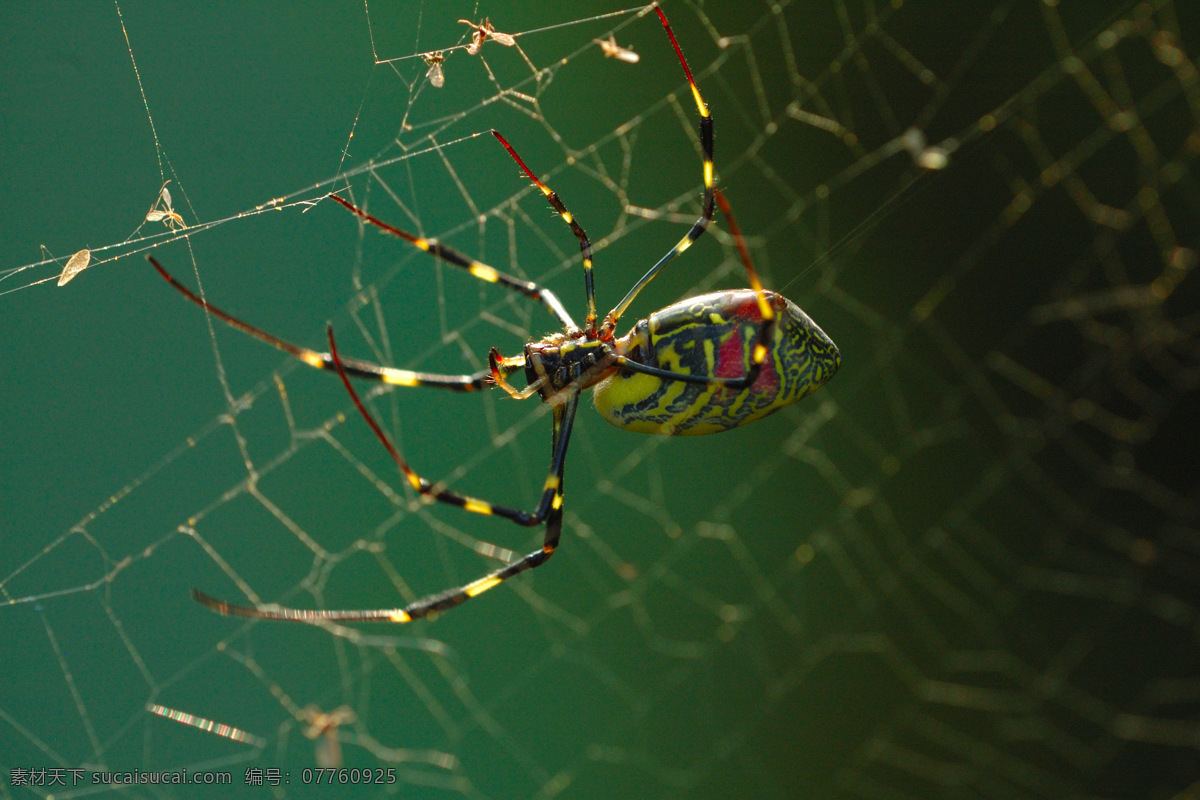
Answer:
top-left (3, 0), bottom-right (1199, 797)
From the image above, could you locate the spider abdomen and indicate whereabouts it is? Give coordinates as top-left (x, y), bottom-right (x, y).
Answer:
top-left (593, 289), bottom-right (840, 435)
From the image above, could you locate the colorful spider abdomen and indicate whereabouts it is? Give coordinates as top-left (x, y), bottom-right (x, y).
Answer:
top-left (594, 290), bottom-right (840, 435)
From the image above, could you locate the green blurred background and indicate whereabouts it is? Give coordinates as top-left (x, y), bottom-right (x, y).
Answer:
top-left (3, 1), bottom-right (1199, 798)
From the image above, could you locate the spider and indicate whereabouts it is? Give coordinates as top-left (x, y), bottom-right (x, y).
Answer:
top-left (153, 6), bottom-right (840, 626)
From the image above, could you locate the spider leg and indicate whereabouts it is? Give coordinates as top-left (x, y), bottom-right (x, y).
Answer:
top-left (606, 190), bottom-right (776, 390)
top-left (328, 194), bottom-right (578, 332)
top-left (149, 256), bottom-right (490, 391)
top-left (192, 327), bottom-right (580, 624)
top-left (613, 351), bottom-right (756, 388)
top-left (490, 130), bottom-right (599, 337)
top-left (602, 6), bottom-right (715, 337)
top-left (489, 346), bottom-right (545, 399)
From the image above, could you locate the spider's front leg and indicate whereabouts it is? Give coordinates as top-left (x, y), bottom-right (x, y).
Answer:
top-left (149, 256), bottom-right (493, 392)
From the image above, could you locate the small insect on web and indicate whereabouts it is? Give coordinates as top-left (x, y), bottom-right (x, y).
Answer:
top-left (303, 705), bottom-right (356, 768)
top-left (421, 51), bottom-right (445, 88)
top-left (460, 18), bottom-right (516, 55)
top-left (595, 34), bottom-right (640, 64)
top-left (57, 248), bottom-right (91, 286)
top-left (156, 6), bottom-right (840, 626)
top-left (145, 179), bottom-right (185, 230)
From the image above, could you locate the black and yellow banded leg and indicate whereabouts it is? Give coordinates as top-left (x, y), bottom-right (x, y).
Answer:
top-left (192, 329), bottom-right (580, 625)
top-left (602, 6), bottom-right (716, 337)
top-left (327, 194), bottom-right (579, 332)
top-left (605, 193), bottom-right (778, 392)
top-left (611, 191), bottom-right (777, 392)
top-left (490, 130), bottom-right (600, 336)
top-left (149, 256), bottom-right (491, 391)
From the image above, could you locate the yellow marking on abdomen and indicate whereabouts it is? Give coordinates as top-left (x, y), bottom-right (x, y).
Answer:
top-left (389, 610), bottom-right (412, 623)
top-left (383, 372), bottom-right (420, 387)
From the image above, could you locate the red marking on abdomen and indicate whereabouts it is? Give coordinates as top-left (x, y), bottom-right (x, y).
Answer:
top-left (715, 333), bottom-right (745, 379)
top-left (715, 328), bottom-right (779, 396)
top-left (733, 296), bottom-right (763, 322)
